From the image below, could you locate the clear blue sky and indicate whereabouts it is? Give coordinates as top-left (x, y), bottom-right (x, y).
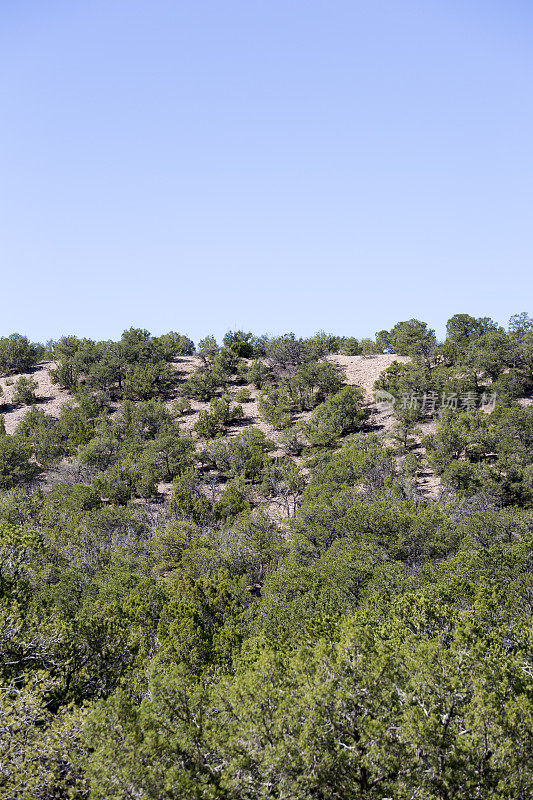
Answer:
top-left (1, 0), bottom-right (532, 344)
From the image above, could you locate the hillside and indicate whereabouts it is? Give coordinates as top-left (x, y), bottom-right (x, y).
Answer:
top-left (1, 353), bottom-right (407, 433)
top-left (0, 362), bottom-right (71, 435)
top-left (1, 351), bottom-right (440, 504)
top-left (1, 317), bottom-right (533, 799)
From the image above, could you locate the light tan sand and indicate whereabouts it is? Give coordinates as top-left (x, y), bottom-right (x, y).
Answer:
top-left (0, 362), bottom-right (72, 435)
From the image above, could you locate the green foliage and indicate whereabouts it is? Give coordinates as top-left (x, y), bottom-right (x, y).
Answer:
top-left (58, 393), bottom-right (107, 451)
top-left (49, 328), bottom-right (178, 400)
top-left (375, 328), bottom-right (393, 352)
top-left (12, 374), bottom-right (39, 405)
top-left (265, 332), bottom-right (309, 373)
top-left (388, 318), bottom-right (437, 373)
top-left (157, 330), bottom-right (195, 356)
top-left (213, 346), bottom-right (241, 374)
top-left (464, 328), bottom-right (515, 381)
top-left (80, 592), bottom-right (533, 799)
top-left (223, 329), bottom-right (255, 358)
top-left (171, 395), bottom-right (191, 415)
top-left (150, 519), bottom-right (201, 574)
top-left (144, 432), bottom-right (195, 481)
top-left (155, 573), bottom-right (246, 672)
top-left (193, 408), bottom-right (221, 439)
top-left (390, 407), bottom-right (421, 452)
top-left (233, 386), bottom-right (251, 403)
top-left (213, 480), bottom-right (251, 521)
top-left (48, 358), bottom-right (81, 391)
top-left (77, 431), bottom-right (121, 471)
top-left (278, 426), bottom-right (305, 455)
top-left (519, 329), bottom-right (533, 381)
top-left (202, 427), bottom-right (275, 481)
top-left (0, 436), bottom-right (40, 488)
top-left (260, 457), bottom-right (306, 517)
top-left (491, 368), bottom-right (529, 404)
top-left (14, 407), bottom-right (65, 466)
top-left (304, 330), bottom-right (342, 360)
top-left (122, 360), bottom-right (176, 400)
top-left (287, 360), bottom-right (345, 410)
top-left (3, 313), bottom-right (533, 799)
top-left (181, 364), bottom-right (228, 401)
top-left (340, 336), bottom-right (361, 355)
top-left (360, 336), bottom-right (379, 355)
top-left (257, 383), bottom-right (293, 429)
top-left (246, 358), bottom-right (271, 388)
top-left (197, 334), bottom-right (219, 365)
top-left (424, 405), bottom-right (533, 505)
top-left (0, 333), bottom-right (43, 376)
top-left (304, 386), bottom-right (369, 446)
top-left (169, 468), bottom-right (212, 523)
top-left (0, 672), bottom-right (88, 799)
top-left (194, 396), bottom-right (244, 439)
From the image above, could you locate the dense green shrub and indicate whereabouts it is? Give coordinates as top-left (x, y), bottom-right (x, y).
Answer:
top-left (222, 330), bottom-right (255, 358)
top-left (202, 427), bottom-right (275, 481)
top-left (246, 359), bottom-right (271, 388)
top-left (257, 383), bottom-right (292, 429)
top-left (0, 334), bottom-right (43, 375)
top-left (194, 397), bottom-right (244, 439)
top-left (0, 436), bottom-right (40, 488)
top-left (304, 386), bottom-right (369, 446)
top-left (12, 375), bottom-right (39, 405)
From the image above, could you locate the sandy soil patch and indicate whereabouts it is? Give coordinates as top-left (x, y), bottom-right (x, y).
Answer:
top-left (517, 396), bottom-right (533, 408)
top-left (0, 362), bottom-right (72, 435)
top-left (327, 353), bottom-right (411, 401)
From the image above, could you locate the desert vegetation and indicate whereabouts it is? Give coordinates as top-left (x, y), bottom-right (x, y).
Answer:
top-left (1, 314), bottom-right (533, 798)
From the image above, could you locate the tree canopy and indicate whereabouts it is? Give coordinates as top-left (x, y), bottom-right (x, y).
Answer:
top-left (1, 314), bottom-right (533, 799)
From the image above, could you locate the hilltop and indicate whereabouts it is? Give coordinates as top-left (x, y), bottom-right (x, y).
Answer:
top-left (2, 317), bottom-right (532, 511)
